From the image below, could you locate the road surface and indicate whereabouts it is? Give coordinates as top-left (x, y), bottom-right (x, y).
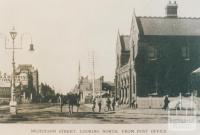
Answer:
top-left (0, 103), bottom-right (199, 124)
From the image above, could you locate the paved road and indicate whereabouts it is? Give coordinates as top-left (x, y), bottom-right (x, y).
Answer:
top-left (0, 103), bottom-right (199, 124)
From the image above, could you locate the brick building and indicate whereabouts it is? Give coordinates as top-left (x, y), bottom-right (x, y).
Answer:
top-left (115, 1), bottom-right (200, 106)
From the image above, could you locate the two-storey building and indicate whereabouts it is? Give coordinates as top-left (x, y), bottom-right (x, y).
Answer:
top-left (115, 1), bottom-right (200, 106)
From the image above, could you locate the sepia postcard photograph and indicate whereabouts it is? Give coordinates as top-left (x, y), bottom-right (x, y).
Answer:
top-left (0, 0), bottom-right (200, 134)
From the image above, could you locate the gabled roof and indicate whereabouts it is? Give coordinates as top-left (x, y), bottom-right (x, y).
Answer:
top-left (120, 35), bottom-right (130, 51)
top-left (136, 17), bottom-right (200, 36)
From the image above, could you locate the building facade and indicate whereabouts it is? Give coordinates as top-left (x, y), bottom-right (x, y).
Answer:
top-left (94, 76), bottom-right (115, 97)
top-left (16, 64), bottom-right (39, 102)
top-left (74, 75), bottom-right (115, 102)
top-left (0, 73), bottom-right (11, 99)
top-left (115, 1), bottom-right (200, 106)
top-left (76, 76), bottom-right (92, 102)
top-left (0, 64), bottom-right (39, 103)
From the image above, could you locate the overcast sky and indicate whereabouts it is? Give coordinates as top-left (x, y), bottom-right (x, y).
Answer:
top-left (0, 0), bottom-right (200, 94)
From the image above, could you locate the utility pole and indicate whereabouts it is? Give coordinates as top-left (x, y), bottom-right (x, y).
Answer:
top-left (78, 61), bottom-right (81, 101)
top-left (89, 51), bottom-right (95, 99)
top-left (92, 52), bottom-right (95, 99)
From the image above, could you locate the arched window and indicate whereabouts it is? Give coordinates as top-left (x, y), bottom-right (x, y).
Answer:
top-left (181, 45), bottom-right (190, 60)
top-left (148, 46), bottom-right (157, 60)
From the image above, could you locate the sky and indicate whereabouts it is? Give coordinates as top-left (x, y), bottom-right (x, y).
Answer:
top-left (0, 0), bottom-right (200, 94)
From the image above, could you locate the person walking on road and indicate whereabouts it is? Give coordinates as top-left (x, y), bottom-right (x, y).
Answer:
top-left (163, 95), bottom-right (170, 110)
top-left (97, 98), bottom-right (102, 112)
top-left (130, 98), bottom-right (136, 109)
top-left (116, 97), bottom-right (119, 108)
top-left (92, 98), bottom-right (96, 112)
top-left (59, 95), bottom-right (63, 112)
top-left (106, 97), bottom-right (111, 111)
top-left (112, 98), bottom-right (116, 111)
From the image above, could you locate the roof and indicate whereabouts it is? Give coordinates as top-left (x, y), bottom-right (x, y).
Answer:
top-left (104, 81), bottom-right (115, 86)
top-left (136, 17), bottom-right (200, 36)
top-left (16, 64), bottom-right (34, 72)
top-left (120, 35), bottom-right (130, 51)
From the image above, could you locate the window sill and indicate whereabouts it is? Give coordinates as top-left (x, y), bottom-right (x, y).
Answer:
top-left (184, 58), bottom-right (190, 61)
top-left (148, 58), bottom-right (157, 61)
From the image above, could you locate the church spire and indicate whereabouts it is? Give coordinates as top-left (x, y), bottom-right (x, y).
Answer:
top-left (78, 60), bottom-right (81, 82)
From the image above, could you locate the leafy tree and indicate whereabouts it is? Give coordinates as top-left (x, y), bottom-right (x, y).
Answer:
top-left (39, 83), bottom-right (56, 103)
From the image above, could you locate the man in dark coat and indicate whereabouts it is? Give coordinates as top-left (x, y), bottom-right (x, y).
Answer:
top-left (163, 95), bottom-right (170, 110)
top-left (106, 97), bottom-right (111, 111)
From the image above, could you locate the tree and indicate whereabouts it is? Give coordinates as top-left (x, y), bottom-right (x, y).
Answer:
top-left (39, 83), bottom-right (56, 103)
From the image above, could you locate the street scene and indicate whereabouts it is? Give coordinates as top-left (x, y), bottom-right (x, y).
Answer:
top-left (1, 0), bottom-right (200, 125)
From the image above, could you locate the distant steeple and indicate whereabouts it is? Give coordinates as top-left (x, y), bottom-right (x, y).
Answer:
top-left (78, 61), bottom-right (81, 82)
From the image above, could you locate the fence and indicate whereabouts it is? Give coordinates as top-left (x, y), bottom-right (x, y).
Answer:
top-left (0, 98), bottom-right (10, 105)
top-left (137, 95), bottom-right (200, 109)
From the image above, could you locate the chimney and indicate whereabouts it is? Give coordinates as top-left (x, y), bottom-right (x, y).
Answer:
top-left (166, 1), bottom-right (178, 18)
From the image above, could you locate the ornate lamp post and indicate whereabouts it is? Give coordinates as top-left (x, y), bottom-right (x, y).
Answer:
top-left (6, 27), bottom-right (34, 114)
top-left (9, 27), bottom-right (18, 114)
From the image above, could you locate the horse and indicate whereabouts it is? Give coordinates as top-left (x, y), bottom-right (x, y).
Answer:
top-left (67, 93), bottom-right (81, 114)
top-left (60, 93), bottom-right (80, 115)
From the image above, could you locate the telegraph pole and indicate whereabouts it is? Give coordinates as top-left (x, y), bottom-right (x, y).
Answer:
top-left (89, 51), bottom-right (96, 99)
top-left (78, 61), bottom-right (81, 101)
top-left (78, 61), bottom-right (81, 82)
top-left (92, 52), bottom-right (95, 99)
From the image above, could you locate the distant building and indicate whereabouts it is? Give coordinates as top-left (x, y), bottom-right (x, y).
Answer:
top-left (74, 75), bottom-right (115, 102)
top-left (0, 72), bottom-right (26, 100)
top-left (115, 1), bottom-right (200, 106)
top-left (94, 76), bottom-right (115, 97)
top-left (0, 64), bottom-right (39, 103)
top-left (102, 81), bottom-right (115, 98)
top-left (94, 76), bottom-right (104, 96)
top-left (77, 76), bottom-right (92, 102)
top-left (0, 73), bottom-right (11, 99)
top-left (16, 64), bottom-right (39, 103)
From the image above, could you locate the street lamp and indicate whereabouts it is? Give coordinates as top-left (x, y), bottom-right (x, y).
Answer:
top-left (6, 27), bottom-right (34, 114)
top-left (9, 27), bottom-right (18, 114)
top-left (21, 32), bottom-right (35, 51)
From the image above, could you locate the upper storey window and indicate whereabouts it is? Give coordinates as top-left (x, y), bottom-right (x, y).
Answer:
top-left (181, 45), bottom-right (190, 60)
top-left (148, 46), bottom-right (157, 60)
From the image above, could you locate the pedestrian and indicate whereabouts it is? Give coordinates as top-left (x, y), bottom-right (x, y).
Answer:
top-left (112, 98), bottom-right (116, 111)
top-left (68, 93), bottom-right (74, 115)
top-left (76, 95), bottom-right (80, 112)
top-left (97, 98), bottom-right (102, 112)
top-left (120, 98), bottom-right (123, 107)
top-left (116, 98), bottom-right (119, 108)
top-left (130, 98), bottom-right (136, 109)
top-left (59, 95), bottom-right (63, 112)
top-left (163, 95), bottom-right (170, 110)
top-left (92, 98), bottom-right (96, 112)
top-left (106, 97), bottom-right (111, 111)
